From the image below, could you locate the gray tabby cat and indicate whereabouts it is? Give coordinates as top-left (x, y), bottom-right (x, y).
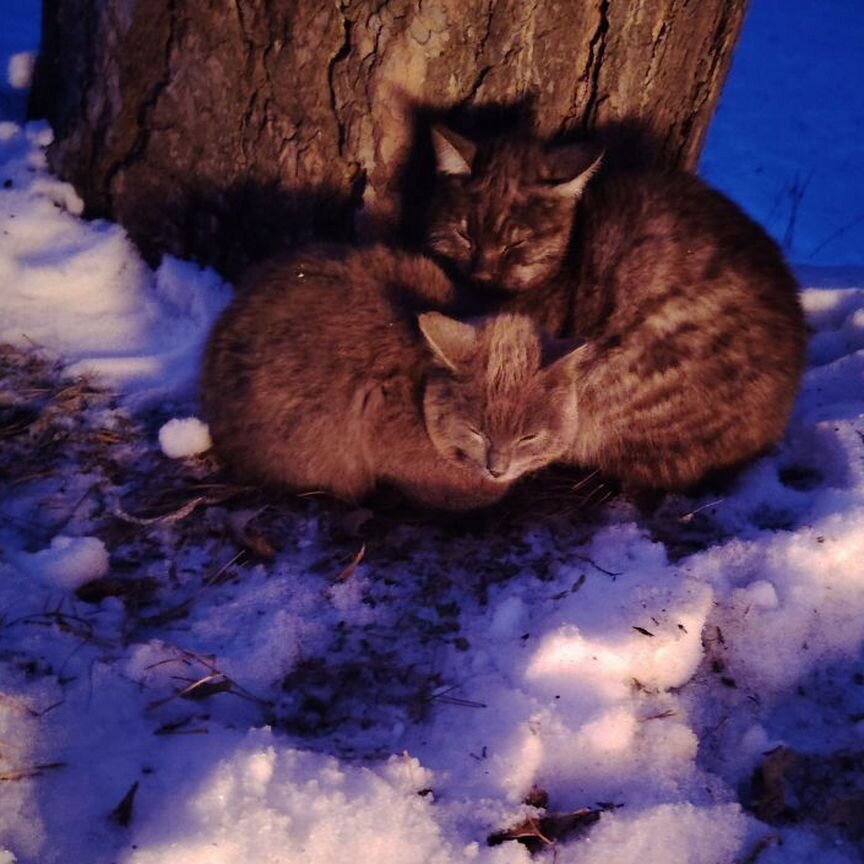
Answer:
top-left (425, 127), bottom-right (807, 489)
top-left (201, 245), bottom-right (582, 510)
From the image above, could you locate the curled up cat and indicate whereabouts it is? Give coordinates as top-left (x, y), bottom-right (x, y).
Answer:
top-left (201, 245), bottom-right (583, 510)
top-left (425, 126), bottom-right (807, 490)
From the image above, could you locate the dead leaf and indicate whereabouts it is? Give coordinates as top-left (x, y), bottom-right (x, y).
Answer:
top-left (110, 781), bottom-right (139, 828)
top-left (749, 746), bottom-right (864, 839)
top-left (488, 807), bottom-right (602, 852)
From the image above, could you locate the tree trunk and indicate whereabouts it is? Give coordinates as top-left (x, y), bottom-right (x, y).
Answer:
top-left (30, 0), bottom-right (748, 278)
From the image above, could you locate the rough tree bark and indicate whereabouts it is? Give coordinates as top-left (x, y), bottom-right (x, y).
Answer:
top-left (30, 0), bottom-right (748, 277)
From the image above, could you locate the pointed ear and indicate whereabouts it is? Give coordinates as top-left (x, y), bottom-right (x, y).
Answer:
top-left (430, 126), bottom-right (476, 177)
top-left (542, 334), bottom-right (587, 379)
top-left (419, 312), bottom-right (478, 371)
top-left (542, 143), bottom-right (604, 199)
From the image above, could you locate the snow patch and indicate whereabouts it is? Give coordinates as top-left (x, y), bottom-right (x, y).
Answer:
top-left (124, 731), bottom-right (496, 864)
top-left (0, 642), bottom-right (46, 862)
top-left (0, 123), bottom-right (232, 402)
top-left (556, 803), bottom-right (748, 864)
top-left (158, 417), bottom-right (212, 458)
top-left (18, 535), bottom-right (109, 590)
top-left (7, 53), bottom-right (34, 90)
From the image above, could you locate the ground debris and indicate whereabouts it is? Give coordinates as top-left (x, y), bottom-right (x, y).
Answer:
top-left (0, 340), bottom-right (746, 767)
top-left (487, 806), bottom-right (603, 852)
top-left (748, 746), bottom-right (864, 839)
top-left (75, 576), bottom-right (158, 605)
top-left (110, 781), bottom-right (139, 828)
top-left (0, 761), bottom-right (66, 782)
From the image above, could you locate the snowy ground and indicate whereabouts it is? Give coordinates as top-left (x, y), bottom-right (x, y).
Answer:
top-left (1, 2), bottom-right (864, 863)
top-left (700, 0), bottom-right (864, 267)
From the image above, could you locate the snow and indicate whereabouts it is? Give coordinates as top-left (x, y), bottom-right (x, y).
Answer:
top-left (557, 804), bottom-right (749, 864)
top-left (0, 2), bottom-right (863, 863)
top-left (17, 534), bottom-right (110, 589)
top-left (7, 52), bottom-right (34, 90)
top-left (0, 122), bottom-right (232, 401)
top-left (0, 1), bottom-right (38, 124)
top-left (158, 417), bottom-right (212, 458)
top-left (123, 734), bottom-right (482, 864)
top-left (700, 0), bottom-right (864, 267)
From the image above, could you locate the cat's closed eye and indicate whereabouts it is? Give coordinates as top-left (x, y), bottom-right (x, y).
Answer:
top-left (453, 227), bottom-right (473, 250)
top-left (465, 424), bottom-right (487, 443)
top-left (518, 432), bottom-right (542, 445)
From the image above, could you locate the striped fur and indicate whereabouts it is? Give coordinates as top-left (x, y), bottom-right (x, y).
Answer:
top-left (425, 129), bottom-right (807, 489)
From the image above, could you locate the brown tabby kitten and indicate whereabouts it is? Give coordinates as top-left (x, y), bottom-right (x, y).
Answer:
top-left (201, 246), bottom-right (582, 510)
top-left (424, 127), bottom-right (807, 489)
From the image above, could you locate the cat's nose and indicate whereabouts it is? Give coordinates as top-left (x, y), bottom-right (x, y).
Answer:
top-left (472, 252), bottom-right (497, 287)
top-left (486, 451), bottom-right (509, 479)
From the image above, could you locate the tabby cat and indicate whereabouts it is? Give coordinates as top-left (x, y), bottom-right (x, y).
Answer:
top-left (201, 245), bottom-right (583, 510)
top-left (424, 127), bottom-right (807, 489)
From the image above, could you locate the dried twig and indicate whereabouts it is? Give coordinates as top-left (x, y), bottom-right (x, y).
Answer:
top-left (154, 716), bottom-right (209, 736)
top-left (147, 673), bottom-right (231, 709)
top-left (431, 693), bottom-right (487, 709)
top-left (571, 553), bottom-right (622, 578)
top-left (679, 498), bottom-right (724, 524)
top-left (113, 496), bottom-right (209, 525)
top-left (738, 834), bottom-right (781, 864)
top-left (334, 544), bottom-right (366, 582)
top-left (0, 762), bottom-right (66, 782)
top-left (134, 550), bottom-right (247, 629)
top-left (145, 646), bottom-right (270, 711)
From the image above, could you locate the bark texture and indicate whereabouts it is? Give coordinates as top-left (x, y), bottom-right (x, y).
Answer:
top-left (31, 0), bottom-right (748, 277)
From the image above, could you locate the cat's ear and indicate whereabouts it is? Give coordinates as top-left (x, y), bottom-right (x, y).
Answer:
top-left (543, 142), bottom-right (604, 199)
top-left (430, 126), bottom-right (476, 177)
top-left (419, 312), bottom-right (477, 370)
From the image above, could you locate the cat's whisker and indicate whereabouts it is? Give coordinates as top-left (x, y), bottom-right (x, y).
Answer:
top-left (567, 468), bottom-right (602, 493)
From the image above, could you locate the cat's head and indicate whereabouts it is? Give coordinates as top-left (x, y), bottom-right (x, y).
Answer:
top-left (419, 311), bottom-right (583, 484)
top-left (424, 127), bottom-right (603, 293)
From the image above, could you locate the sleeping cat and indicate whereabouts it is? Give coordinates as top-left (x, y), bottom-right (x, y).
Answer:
top-left (424, 126), bottom-right (807, 489)
top-left (201, 245), bottom-right (583, 510)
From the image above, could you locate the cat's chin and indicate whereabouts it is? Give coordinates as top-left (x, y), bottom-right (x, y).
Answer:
top-left (467, 462), bottom-right (502, 482)
top-left (445, 452), bottom-right (505, 484)
top-left (483, 283), bottom-right (532, 296)
top-left (500, 266), bottom-right (559, 294)
top-left (479, 464), bottom-right (524, 484)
